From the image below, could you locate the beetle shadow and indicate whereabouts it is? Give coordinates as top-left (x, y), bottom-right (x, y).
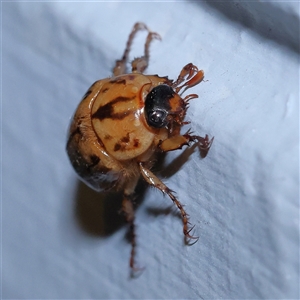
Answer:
top-left (146, 143), bottom-right (199, 219)
top-left (74, 142), bottom-right (204, 236)
top-left (74, 179), bottom-right (148, 237)
top-left (157, 142), bottom-right (198, 179)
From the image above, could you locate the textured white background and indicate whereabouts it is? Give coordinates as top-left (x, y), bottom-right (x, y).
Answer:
top-left (2, 1), bottom-right (299, 299)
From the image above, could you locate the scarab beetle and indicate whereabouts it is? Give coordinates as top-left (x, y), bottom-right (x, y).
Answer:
top-left (67, 22), bottom-right (213, 274)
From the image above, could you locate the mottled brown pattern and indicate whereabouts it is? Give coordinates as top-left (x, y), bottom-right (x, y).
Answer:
top-left (110, 78), bottom-right (127, 85)
top-left (101, 87), bottom-right (109, 94)
top-left (121, 133), bottom-right (130, 143)
top-left (89, 155), bottom-right (100, 166)
top-left (133, 138), bottom-right (139, 148)
top-left (104, 134), bottom-right (112, 140)
top-left (92, 96), bottom-right (135, 120)
top-left (66, 126), bottom-right (81, 149)
top-left (128, 75), bottom-right (135, 81)
top-left (114, 143), bottom-right (122, 151)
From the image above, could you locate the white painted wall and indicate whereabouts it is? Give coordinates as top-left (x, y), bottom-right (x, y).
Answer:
top-left (2, 1), bottom-right (299, 298)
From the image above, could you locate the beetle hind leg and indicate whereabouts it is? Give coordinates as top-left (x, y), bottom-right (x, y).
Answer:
top-left (139, 162), bottom-right (198, 243)
top-left (122, 191), bottom-right (144, 276)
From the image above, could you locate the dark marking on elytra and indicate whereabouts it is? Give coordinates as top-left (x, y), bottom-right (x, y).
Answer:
top-left (104, 134), bottom-right (112, 140)
top-left (114, 143), bottom-right (122, 151)
top-left (114, 133), bottom-right (132, 152)
top-left (66, 126), bottom-right (82, 149)
top-left (128, 75), bottom-right (135, 81)
top-left (87, 155), bottom-right (100, 170)
top-left (111, 132), bottom-right (141, 152)
top-left (81, 81), bottom-right (98, 100)
top-left (82, 89), bottom-right (92, 101)
top-left (92, 96), bottom-right (135, 120)
top-left (121, 133), bottom-right (130, 143)
top-left (110, 78), bottom-right (127, 85)
top-left (133, 138), bottom-right (139, 148)
top-left (101, 87), bottom-right (109, 94)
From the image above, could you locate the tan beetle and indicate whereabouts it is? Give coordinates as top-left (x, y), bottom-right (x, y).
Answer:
top-left (67, 22), bottom-right (213, 274)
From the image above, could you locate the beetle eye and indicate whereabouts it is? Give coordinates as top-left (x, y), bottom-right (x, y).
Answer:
top-left (145, 84), bottom-right (174, 128)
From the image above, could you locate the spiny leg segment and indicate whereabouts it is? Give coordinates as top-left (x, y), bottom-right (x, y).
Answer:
top-left (113, 22), bottom-right (147, 76)
top-left (131, 31), bottom-right (161, 73)
top-left (139, 162), bottom-right (198, 243)
top-left (113, 22), bottom-right (160, 76)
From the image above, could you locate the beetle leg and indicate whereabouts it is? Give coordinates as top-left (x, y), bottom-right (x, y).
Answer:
top-left (122, 178), bottom-right (144, 276)
top-left (139, 162), bottom-right (198, 243)
top-left (159, 131), bottom-right (214, 157)
top-left (131, 31), bottom-right (161, 73)
top-left (172, 63), bottom-right (199, 87)
top-left (171, 63), bottom-right (204, 94)
top-left (122, 195), bottom-right (144, 276)
top-left (113, 22), bottom-right (148, 76)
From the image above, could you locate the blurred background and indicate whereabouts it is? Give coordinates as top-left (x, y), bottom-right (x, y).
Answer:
top-left (2, 1), bottom-right (299, 298)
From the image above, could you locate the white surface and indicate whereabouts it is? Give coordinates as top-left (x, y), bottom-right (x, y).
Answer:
top-left (2, 1), bottom-right (299, 299)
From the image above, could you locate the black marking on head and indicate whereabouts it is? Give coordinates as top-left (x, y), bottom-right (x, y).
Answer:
top-left (144, 84), bottom-right (174, 128)
top-left (92, 96), bottom-right (135, 120)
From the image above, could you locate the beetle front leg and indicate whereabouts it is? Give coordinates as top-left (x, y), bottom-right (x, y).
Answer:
top-left (159, 131), bottom-right (214, 156)
top-left (172, 63), bottom-right (204, 94)
top-left (139, 162), bottom-right (198, 243)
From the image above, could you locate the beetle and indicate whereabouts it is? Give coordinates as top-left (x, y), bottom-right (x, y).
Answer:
top-left (66, 22), bottom-right (213, 274)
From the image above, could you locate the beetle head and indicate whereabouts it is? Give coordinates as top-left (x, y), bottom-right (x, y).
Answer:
top-left (144, 84), bottom-right (186, 129)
